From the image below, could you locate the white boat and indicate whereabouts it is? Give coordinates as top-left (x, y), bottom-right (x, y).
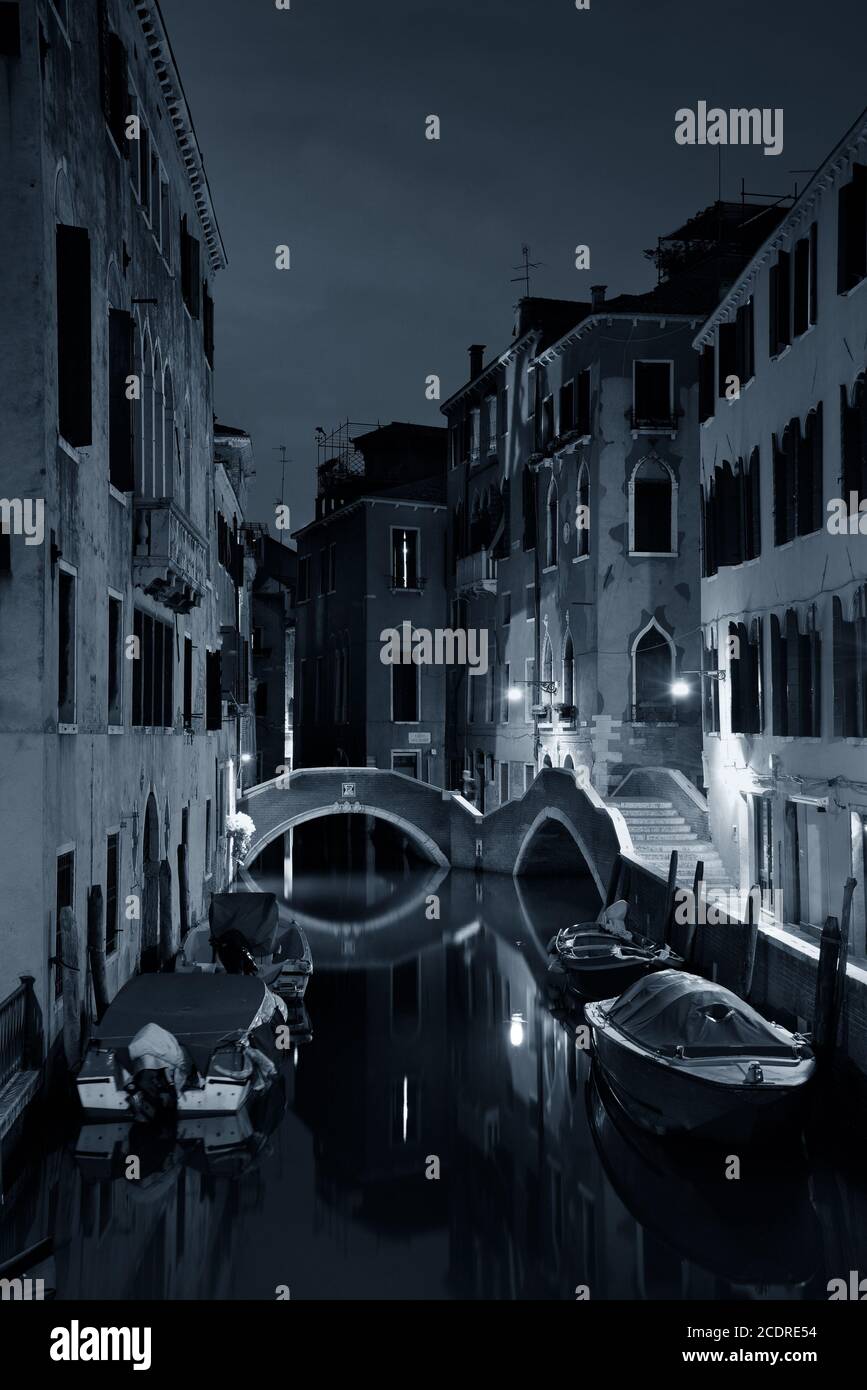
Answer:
top-left (76, 973), bottom-right (286, 1121)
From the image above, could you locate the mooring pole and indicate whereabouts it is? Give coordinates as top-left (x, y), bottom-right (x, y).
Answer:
top-left (740, 883), bottom-right (759, 999)
top-left (87, 886), bottom-right (109, 1023)
top-left (662, 850), bottom-right (678, 946)
top-left (814, 915), bottom-right (842, 1058)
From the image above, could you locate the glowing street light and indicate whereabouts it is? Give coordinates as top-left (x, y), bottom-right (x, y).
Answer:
top-left (671, 679), bottom-right (691, 698)
top-left (509, 1012), bottom-right (526, 1048)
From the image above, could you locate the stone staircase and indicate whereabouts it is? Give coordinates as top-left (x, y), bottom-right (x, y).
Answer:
top-left (608, 796), bottom-right (739, 905)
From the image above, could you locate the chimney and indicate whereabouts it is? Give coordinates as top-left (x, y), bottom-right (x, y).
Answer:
top-left (591, 285), bottom-right (607, 311)
top-left (468, 344), bottom-right (486, 379)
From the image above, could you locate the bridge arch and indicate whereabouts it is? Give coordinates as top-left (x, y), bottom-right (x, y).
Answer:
top-left (513, 805), bottom-right (605, 896)
top-left (241, 801), bottom-right (450, 871)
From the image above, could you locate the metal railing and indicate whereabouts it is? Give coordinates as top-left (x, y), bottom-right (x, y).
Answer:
top-left (456, 549), bottom-right (497, 592)
top-left (0, 977), bottom-right (41, 1094)
top-left (388, 574), bottom-right (427, 591)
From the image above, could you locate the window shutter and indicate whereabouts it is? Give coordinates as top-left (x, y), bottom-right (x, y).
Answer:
top-left (108, 309), bottom-right (134, 491)
top-left (809, 223), bottom-right (818, 325)
top-left (56, 226), bottom-right (92, 447)
top-left (221, 628), bottom-right (239, 700)
top-left (786, 609), bottom-right (802, 735)
top-left (718, 323), bottom-right (737, 397)
top-left (768, 263), bottom-right (779, 356)
top-left (206, 650), bottom-right (223, 729)
top-left (749, 447), bottom-right (761, 559)
top-left (811, 402), bottom-right (823, 533)
top-left (770, 614), bottom-right (787, 735)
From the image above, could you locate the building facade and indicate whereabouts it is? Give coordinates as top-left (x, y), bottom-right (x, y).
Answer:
top-left (248, 527), bottom-right (297, 787)
top-left (0, 1), bottom-right (249, 1055)
top-left (696, 106), bottom-right (867, 957)
top-left (293, 423), bottom-right (449, 779)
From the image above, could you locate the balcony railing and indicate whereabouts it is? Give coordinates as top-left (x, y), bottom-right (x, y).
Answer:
top-left (133, 499), bottom-right (208, 612)
top-left (0, 976), bottom-right (42, 1095)
top-left (632, 702), bottom-right (677, 724)
top-left (630, 410), bottom-right (678, 434)
top-left (388, 573), bottom-right (427, 592)
top-left (456, 549), bottom-right (497, 595)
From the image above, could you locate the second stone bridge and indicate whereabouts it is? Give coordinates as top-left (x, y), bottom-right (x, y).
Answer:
top-left (238, 765), bottom-right (634, 891)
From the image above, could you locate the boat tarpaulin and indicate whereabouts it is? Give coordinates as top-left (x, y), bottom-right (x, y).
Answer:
top-left (607, 970), bottom-right (797, 1056)
top-left (209, 892), bottom-right (279, 957)
top-left (94, 974), bottom-right (270, 1073)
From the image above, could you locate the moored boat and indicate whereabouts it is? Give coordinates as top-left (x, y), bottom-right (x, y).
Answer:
top-left (548, 899), bottom-right (682, 1001)
top-left (76, 973), bottom-right (287, 1122)
top-left (585, 969), bottom-right (815, 1145)
top-left (177, 892), bottom-right (312, 1001)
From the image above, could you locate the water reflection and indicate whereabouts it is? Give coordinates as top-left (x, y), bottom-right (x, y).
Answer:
top-left (3, 858), bottom-right (867, 1301)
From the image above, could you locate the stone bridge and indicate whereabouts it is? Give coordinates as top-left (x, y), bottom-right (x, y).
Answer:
top-left (237, 766), bottom-right (634, 890)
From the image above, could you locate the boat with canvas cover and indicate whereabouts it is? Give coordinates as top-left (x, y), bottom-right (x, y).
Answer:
top-left (585, 969), bottom-right (815, 1145)
top-left (76, 973), bottom-right (287, 1121)
top-left (547, 900), bottom-right (682, 1001)
top-left (177, 892), bottom-right (312, 999)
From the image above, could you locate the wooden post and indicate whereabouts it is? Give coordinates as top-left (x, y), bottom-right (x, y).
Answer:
top-left (59, 906), bottom-right (81, 1068)
top-left (87, 886), bottom-right (109, 1024)
top-left (604, 853), bottom-right (622, 908)
top-left (814, 915), bottom-right (842, 1058)
top-left (740, 883), bottom-right (759, 999)
top-left (662, 850), bottom-right (678, 946)
top-left (177, 841), bottom-right (190, 941)
top-left (19, 975), bottom-right (42, 1070)
top-left (833, 877), bottom-right (857, 1046)
top-left (680, 859), bottom-right (703, 964)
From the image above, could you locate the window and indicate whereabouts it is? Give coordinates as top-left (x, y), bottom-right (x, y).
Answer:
top-left (562, 633), bottom-right (575, 713)
top-left (56, 225), bottom-right (92, 447)
top-left (138, 120), bottom-right (151, 215)
top-left (771, 607), bottom-right (821, 736)
top-left (297, 554), bottom-right (311, 602)
top-left (841, 376), bottom-right (867, 506)
top-left (632, 361), bottom-right (673, 429)
top-left (632, 623), bottom-right (674, 722)
top-left (833, 589), bottom-right (867, 738)
top-left (392, 662), bottom-right (419, 722)
top-left (98, 4), bottom-right (128, 153)
top-left (501, 662), bottom-right (511, 723)
top-left (522, 467), bottom-right (536, 550)
top-left (205, 648), bottom-right (222, 730)
top-left (391, 528), bottom-right (419, 589)
top-left (58, 564), bottom-right (76, 726)
top-left (729, 619), bottom-right (763, 734)
top-left (540, 394), bottom-right (554, 448)
top-left (108, 593), bottom-right (123, 726)
top-left (718, 321), bottom-right (737, 398)
top-left (631, 457), bottom-right (674, 554)
top-left (524, 657), bottom-right (535, 723)
top-left (203, 286), bottom-right (214, 366)
top-left (469, 408), bottom-right (480, 462)
top-left (0, 525), bottom-right (10, 575)
top-left (183, 635), bottom-right (193, 729)
top-left (743, 448), bottom-right (761, 560)
top-left (525, 583), bottom-right (536, 620)
top-left (180, 216), bottom-right (201, 318)
top-left (753, 796), bottom-right (774, 896)
top-left (524, 764), bottom-right (534, 791)
top-left (502, 591), bottom-right (511, 626)
top-left (793, 227), bottom-right (817, 335)
top-left (500, 384), bottom-right (509, 437)
top-left (485, 395), bottom-right (497, 454)
top-left (773, 422), bottom-right (798, 545)
top-left (576, 463), bottom-right (590, 558)
top-left (131, 609), bottom-right (174, 728)
top-left (255, 682), bottom-right (268, 717)
top-left (545, 479), bottom-right (558, 567)
top-left (541, 637), bottom-right (554, 718)
top-left (106, 832), bottom-right (119, 955)
top-left (55, 850), bottom-right (74, 999)
top-left (314, 656), bottom-right (323, 721)
top-left (499, 762), bottom-right (509, 804)
top-left (108, 309), bottom-right (134, 490)
top-left (797, 405), bottom-right (823, 536)
top-left (319, 547), bottom-right (328, 596)
top-left (768, 250), bottom-right (791, 356)
top-left (160, 174), bottom-right (172, 265)
top-left (735, 298), bottom-right (755, 385)
top-left (576, 369), bottom-right (591, 436)
top-left (205, 799), bottom-right (213, 875)
top-left (698, 343), bottom-right (715, 423)
top-left (559, 379), bottom-right (575, 434)
top-left (838, 163), bottom-right (867, 294)
top-left (703, 630), bottom-right (720, 734)
top-left (327, 542), bottom-right (336, 592)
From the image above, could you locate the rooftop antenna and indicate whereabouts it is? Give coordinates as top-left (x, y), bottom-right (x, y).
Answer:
top-left (511, 243), bottom-right (542, 298)
top-left (273, 445), bottom-right (290, 545)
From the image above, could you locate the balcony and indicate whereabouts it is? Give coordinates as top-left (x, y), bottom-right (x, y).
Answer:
top-left (388, 573), bottom-right (427, 593)
top-left (456, 549), bottom-right (497, 595)
top-left (133, 499), bottom-right (208, 612)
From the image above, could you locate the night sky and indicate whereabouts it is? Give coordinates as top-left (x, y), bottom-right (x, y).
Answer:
top-left (160, 0), bottom-right (867, 533)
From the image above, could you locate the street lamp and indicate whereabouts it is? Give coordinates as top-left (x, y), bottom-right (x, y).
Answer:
top-left (671, 669), bottom-right (726, 698)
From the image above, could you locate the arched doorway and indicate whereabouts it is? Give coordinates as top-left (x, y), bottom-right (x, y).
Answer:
top-left (141, 793), bottom-right (160, 972)
top-left (632, 622), bottom-right (675, 723)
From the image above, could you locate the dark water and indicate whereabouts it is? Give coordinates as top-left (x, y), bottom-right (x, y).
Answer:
top-left (3, 854), bottom-right (867, 1301)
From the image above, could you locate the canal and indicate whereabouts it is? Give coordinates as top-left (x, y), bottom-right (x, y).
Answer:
top-left (2, 813), bottom-right (867, 1300)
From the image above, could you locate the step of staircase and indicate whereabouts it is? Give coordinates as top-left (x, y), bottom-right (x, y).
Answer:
top-left (608, 794), bottom-right (739, 901)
